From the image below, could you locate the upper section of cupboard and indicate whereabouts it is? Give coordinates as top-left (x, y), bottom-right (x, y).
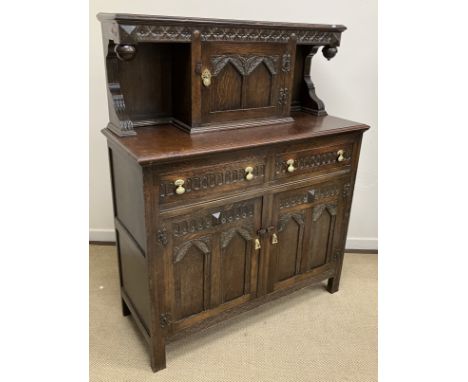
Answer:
top-left (97, 14), bottom-right (347, 137)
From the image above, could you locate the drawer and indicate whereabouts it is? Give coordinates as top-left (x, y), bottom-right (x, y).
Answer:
top-left (274, 142), bottom-right (354, 181)
top-left (158, 156), bottom-right (266, 205)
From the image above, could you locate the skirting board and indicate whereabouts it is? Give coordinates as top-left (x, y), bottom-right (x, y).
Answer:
top-left (89, 229), bottom-right (378, 251)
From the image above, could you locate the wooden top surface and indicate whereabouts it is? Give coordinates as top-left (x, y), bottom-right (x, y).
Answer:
top-left (97, 13), bottom-right (346, 32)
top-left (102, 112), bottom-right (369, 165)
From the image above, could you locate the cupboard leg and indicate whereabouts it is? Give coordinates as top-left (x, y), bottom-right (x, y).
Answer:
top-left (121, 298), bottom-right (131, 316)
top-left (150, 336), bottom-right (166, 372)
top-left (327, 276), bottom-right (340, 294)
top-left (327, 252), bottom-right (345, 294)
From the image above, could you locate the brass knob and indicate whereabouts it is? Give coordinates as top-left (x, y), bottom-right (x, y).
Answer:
top-left (245, 166), bottom-right (254, 181)
top-left (201, 69), bottom-right (212, 87)
top-left (337, 150), bottom-right (345, 162)
top-left (254, 238), bottom-right (261, 250)
top-left (272, 233), bottom-right (279, 244)
top-left (174, 179), bottom-right (185, 195)
top-left (286, 159), bottom-right (296, 173)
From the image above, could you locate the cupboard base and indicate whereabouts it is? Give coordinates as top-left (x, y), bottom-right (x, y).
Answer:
top-left (123, 265), bottom-right (340, 372)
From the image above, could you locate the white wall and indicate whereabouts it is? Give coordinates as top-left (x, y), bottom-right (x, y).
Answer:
top-left (89, 0), bottom-right (378, 249)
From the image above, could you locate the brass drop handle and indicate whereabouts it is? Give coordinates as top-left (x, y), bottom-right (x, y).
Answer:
top-left (201, 68), bottom-right (212, 87)
top-left (174, 179), bottom-right (185, 195)
top-left (255, 238), bottom-right (261, 250)
top-left (286, 159), bottom-right (296, 173)
top-left (337, 150), bottom-right (345, 162)
top-left (245, 166), bottom-right (254, 181)
top-left (272, 233), bottom-right (279, 245)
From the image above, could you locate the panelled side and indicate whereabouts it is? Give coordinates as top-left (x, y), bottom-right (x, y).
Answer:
top-left (108, 146), bottom-right (150, 330)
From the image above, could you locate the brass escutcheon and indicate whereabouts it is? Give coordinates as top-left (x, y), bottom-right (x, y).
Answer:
top-left (255, 238), bottom-right (261, 250)
top-left (272, 233), bottom-right (279, 244)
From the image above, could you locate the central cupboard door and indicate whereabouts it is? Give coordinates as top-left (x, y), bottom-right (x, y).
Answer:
top-left (162, 197), bottom-right (262, 333)
top-left (266, 178), bottom-right (349, 293)
top-left (200, 42), bottom-right (293, 124)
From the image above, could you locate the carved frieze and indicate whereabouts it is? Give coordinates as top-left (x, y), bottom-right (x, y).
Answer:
top-left (279, 184), bottom-right (340, 209)
top-left (116, 23), bottom-right (342, 45)
top-left (173, 202), bottom-right (255, 237)
top-left (211, 55), bottom-right (279, 76)
top-left (160, 164), bottom-right (265, 199)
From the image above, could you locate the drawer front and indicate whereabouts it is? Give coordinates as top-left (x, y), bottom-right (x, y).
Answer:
top-left (159, 156), bottom-right (266, 205)
top-left (274, 142), bottom-right (354, 181)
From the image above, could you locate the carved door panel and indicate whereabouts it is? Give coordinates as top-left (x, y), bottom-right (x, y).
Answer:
top-left (266, 179), bottom-right (349, 293)
top-left (160, 197), bottom-right (262, 333)
top-left (201, 42), bottom-right (294, 124)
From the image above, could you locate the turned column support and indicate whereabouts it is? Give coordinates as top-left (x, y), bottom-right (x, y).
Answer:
top-left (103, 41), bottom-right (137, 136)
top-left (300, 45), bottom-right (339, 116)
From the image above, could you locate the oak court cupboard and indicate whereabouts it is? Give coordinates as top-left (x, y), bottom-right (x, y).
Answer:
top-left (97, 13), bottom-right (369, 372)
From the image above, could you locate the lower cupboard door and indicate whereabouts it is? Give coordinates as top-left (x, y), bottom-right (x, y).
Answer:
top-left (160, 197), bottom-right (262, 333)
top-left (267, 179), bottom-right (348, 292)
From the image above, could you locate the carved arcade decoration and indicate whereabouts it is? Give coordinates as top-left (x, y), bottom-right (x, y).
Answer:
top-left (312, 203), bottom-right (337, 222)
top-left (174, 237), bottom-right (211, 263)
top-left (221, 226), bottom-right (254, 249)
top-left (211, 55), bottom-right (279, 76)
top-left (278, 212), bottom-right (305, 233)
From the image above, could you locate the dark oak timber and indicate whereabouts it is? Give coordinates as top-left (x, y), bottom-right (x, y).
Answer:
top-left (98, 13), bottom-right (345, 136)
top-left (97, 13), bottom-right (369, 373)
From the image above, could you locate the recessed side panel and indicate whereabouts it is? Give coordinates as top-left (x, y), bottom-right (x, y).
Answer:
top-left (109, 148), bottom-right (146, 252)
top-left (117, 226), bottom-right (150, 330)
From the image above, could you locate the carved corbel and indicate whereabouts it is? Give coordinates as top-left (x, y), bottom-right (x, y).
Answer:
top-left (103, 41), bottom-right (137, 136)
top-left (300, 45), bottom-right (339, 116)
